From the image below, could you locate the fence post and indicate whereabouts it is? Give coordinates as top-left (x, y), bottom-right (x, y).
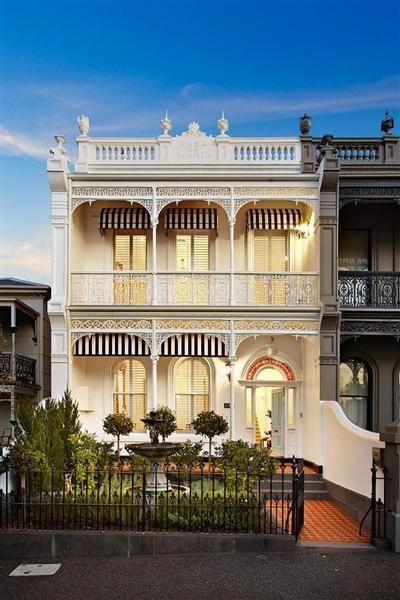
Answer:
top-left (291, 458), bottom-right (297, 538)
top-left (370, 461), bottom-right (377, 544)
top-left (380, 421), bottom-right (400, 552)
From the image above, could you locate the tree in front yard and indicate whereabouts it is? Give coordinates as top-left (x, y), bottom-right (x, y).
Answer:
top-left (191, 410), bottom-right (229, 464)
top-left (145, 405), bottom-right (177, 442)
top-left (103, 413), bottom-right (134, 458)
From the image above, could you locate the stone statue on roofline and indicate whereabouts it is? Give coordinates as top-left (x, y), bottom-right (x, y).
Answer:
top-left (381, 109), bottom-right (394, 135)
top-left (77, 115), bottom-right (90, 136)
top-left (299, 113), bottom-right (312, 135)
top-left (160, 110), bottom-right (172, 136)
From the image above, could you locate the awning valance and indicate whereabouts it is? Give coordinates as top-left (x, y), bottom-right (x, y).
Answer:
top-left (246, 208), bottom-right (302, 230)
top-left (164, 208), bottom-right (218, 230)
top-left (73, 334), bottom-right (150, 356)
top-left (160, 334), bottom-right (227, 357)
top-left (99, 208), bottom-right (151, 232)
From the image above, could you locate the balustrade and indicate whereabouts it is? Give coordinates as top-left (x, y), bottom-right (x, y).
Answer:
top-left (77, 136), bottom-right (301, 170)
top-left (338, 272), bottom-right (400, 308)
top-left (0, 353), bottom-right (36, 386)
top-left (70, 272), bottom-right (319, 307)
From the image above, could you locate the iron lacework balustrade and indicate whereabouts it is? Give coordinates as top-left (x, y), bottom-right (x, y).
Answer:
top-left (338, 272), bottom-right (400, 309)
top-left (0, 354), bottom-right (36, 386)
top-left (0, 458), bottom-right (304, 539)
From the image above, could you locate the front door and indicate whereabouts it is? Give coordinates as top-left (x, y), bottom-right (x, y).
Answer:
top-left (253, 386), bottom-right (297, 457)
top-left (271, 388), bottom-right (284, 456)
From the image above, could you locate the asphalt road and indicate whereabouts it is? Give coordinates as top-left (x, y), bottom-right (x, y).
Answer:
top-left (0, 547), bottom-right (399, 600)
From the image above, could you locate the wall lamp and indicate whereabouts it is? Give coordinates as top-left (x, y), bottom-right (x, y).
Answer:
top-left (297, 220), bottom-right (315, 239)
top-left (225, 361), bottom-right (232, 382)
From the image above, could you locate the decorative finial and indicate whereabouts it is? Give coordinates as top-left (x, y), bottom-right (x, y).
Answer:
top-left (217, 111), bottom-right (229, 136)
top-left (54, 135), bottom-right (66, 148)
top-left (160, 110), bottom-right (172, 136)
top-left (381, 109), bottom-right (394, 135)
top-left (77, 114), bottom-right (90, 136)
top-left (299, 113), bottom-right (312, 136)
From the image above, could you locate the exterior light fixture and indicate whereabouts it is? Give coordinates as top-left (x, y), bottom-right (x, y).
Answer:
top-left (225, 362), bottom-right (232, 381)
top-left (297, 220), bottom-right (314, 239)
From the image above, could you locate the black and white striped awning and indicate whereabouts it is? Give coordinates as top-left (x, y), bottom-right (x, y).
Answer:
top-left (73, 334), bottom-right (150, 356)
top-left (246, 208), bottom-right (302, 230)
top-left (160, 334), bottom-right (227, 357)
top-left (99, 208), bottom-right (151, 232)
top-left (164, 208), bottom-right (218, 230)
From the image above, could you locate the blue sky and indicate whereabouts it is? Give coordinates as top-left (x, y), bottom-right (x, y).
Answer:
top-left (1, 0), bottom-right (399, 283)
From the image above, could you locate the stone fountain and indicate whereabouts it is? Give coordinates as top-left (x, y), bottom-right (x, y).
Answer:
top-left (126, 411), bottom-right (183, 493)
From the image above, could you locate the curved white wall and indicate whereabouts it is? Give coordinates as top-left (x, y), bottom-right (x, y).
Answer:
top-left (321, 400), bottom-right (384, 498)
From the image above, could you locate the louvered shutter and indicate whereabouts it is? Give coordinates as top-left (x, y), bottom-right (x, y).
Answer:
top-left (114, 359), bottom-right (146, 429)
top-left (175, 359), bottom-right (209, 430)
top-left (254, 232), bottom-right (287, 271)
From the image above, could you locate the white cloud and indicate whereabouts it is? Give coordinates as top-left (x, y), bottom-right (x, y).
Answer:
top-left (0, 125), bottom-right (49, 159)
top-left (0, 235), bottom-right (51, 284)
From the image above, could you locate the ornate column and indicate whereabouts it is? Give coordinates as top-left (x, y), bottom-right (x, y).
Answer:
top-left (151, 219), bottom-right (158, 305)
top-left (229, 217), bottom-right (236, 305)
top-left (229, 358), bottom-right (236, 440)
top-left (151, 356), bottom-right (158, 410)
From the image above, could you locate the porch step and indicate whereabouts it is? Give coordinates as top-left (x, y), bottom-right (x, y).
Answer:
top-left (261, 473), bottom-right (331, 500)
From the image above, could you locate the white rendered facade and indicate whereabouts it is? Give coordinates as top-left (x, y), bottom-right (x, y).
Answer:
top-left (48, 117), bottom-right (340, 468)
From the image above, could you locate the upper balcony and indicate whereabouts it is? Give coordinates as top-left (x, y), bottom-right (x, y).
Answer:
top-left (338, 272), bottom-right (400, 309)
top-left (74, 119), bottom-right (302, 176)
top-left (0, 353), bottom-right (37, 387)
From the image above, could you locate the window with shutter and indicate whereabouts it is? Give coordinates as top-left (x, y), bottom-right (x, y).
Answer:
top-left (114, 359), bottom-right (146, 429)
top-left (176, 234), bottom-right (209, 271)
top-left (175, 358), bottom-right (209, 430)
top-left (114, 234), bottom-right (148, 304)
top-left (253, 232), bottom-right (288, 304)
top-left (175, 234), bottom-right (210, 303)
top-left (114, 234), bottom-right (147, 270)
top-left (254, 231), bottom-right (287, 271)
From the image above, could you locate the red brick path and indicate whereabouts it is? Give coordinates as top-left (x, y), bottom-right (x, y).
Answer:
top-left (299, 500), bottom-right (370, 542)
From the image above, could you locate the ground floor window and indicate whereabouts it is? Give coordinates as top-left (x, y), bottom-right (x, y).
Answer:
top-left (339, 358), bottom-right (371, 430)
top-left (114, 359), bottom-right (146, 429)
top-left (175, 358), bottom-right (209, 430)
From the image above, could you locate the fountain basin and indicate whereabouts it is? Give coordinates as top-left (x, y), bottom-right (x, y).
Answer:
top-left (126, 442), bottom-right (184, 493)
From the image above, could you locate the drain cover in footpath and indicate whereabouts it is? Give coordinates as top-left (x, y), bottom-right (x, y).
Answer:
top-left (9, 564), bottom-right (62, 577)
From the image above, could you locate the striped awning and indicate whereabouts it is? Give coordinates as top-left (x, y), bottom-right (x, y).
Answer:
top-left (246, 208), bottom-right (302, 230)
top-left (160, 334), bottom-right (227, 357)
top-left (73, 334), bottom-right (150, 356)
top-left (99, 208), bottom-right (151, 232)
top-left (164, 208), bottom-right (218, 230)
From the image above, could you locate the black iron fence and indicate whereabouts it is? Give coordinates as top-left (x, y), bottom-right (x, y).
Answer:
top-left (0, 458), bottom-right (304, 539)
top-left (338, 272), bottom-right (400, 309)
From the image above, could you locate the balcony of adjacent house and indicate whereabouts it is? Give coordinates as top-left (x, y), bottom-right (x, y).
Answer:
top-left (69, 199), bottom-right (319, 310)
top-left (338, 203), bottom-right (400, 309)
top-left (0, 305), bottom-right (39, 391)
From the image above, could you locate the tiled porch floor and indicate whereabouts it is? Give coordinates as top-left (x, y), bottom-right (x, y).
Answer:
top-left (299, 500), bottom-right (370, 542)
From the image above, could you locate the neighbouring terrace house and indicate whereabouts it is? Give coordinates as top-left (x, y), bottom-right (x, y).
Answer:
top-left (47, 112), bottom-right (399, 516)
top-left (0, 278), bottom-right (51, 443)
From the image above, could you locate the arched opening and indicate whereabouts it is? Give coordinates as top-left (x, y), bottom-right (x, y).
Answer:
top-left (174, 358), bottom-right (210, 430)
top-left (339, 358), bottom-right (371, 430)
top-left (243, 356), bottom-right (297, 456)
top-left (114, 359), bottom-right (147, 429)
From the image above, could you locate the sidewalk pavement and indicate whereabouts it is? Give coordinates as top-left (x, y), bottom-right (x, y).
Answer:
top-left (0, 547), bottom-right (399, 600)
